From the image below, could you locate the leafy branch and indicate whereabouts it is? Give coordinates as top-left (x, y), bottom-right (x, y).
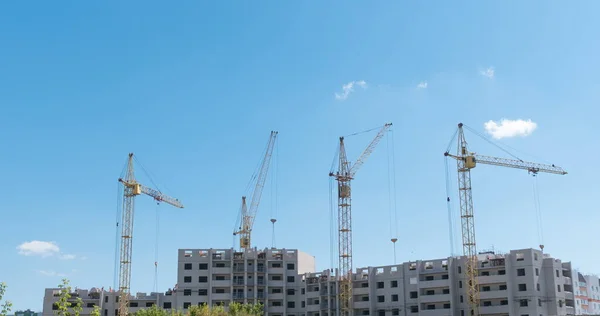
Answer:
top-left (0, 282), bottom-right (12, 316)
top-left (53, 279), bottom-right (83, 316)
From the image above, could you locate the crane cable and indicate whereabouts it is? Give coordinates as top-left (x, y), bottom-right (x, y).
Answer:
top-left (113, 181), bottom-right (122, 293)
top-left (443, 127), bottom-right (459, 257)
top-left (444, 157), bottom-right (456, 257)
top-left (532, 174), bottom-right (545, 250)
top-left (153, 202), bottom-right (160, 293)
top-left (113, 159), bottom-right (129, 292)
top-left (386, 130), bottom-right (399, 264)
top-left (270, 137), bottom-right (279, 248)
top-left (329, 144), bottom-right (339, 272)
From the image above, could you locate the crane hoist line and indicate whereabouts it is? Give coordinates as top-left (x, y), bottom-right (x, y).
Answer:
top-left (330, 122), bottom-right (392, 316)
top-left (444, 122), bottom-right (566, 316)
top-left (117, 153), bottom-right (184, 316)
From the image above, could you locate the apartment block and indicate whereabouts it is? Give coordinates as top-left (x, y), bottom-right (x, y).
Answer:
top-left (572, 270), bottom-right (600, 314)
top-left (296, 248), bottom-right (576, 316)
top-left (41, 287), bottom-right (175, 316)
top-left (42, 247), bottom-right (582, 316)
top-left (175, 248), bottom-right (316, 313)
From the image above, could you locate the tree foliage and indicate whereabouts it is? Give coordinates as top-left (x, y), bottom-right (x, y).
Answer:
top-left (133, 302), bottom-right (263, 316)
top-left (0, 282), bottom-right (12, 316)
top-left (54, 279), bottom-right (83, 316)
top-left (91, 305), bottom-right (101, 316)
top-left (227, 303), bottom-right (263, 316)
top-left (47, 278), bottom-right (263, 316)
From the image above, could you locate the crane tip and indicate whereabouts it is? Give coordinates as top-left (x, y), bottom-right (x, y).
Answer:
top-left (458, 123), bottom-right (464, 128)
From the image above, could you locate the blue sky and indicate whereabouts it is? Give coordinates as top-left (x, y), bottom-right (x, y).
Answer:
top-left (1, 1), bottom-right (599, 311)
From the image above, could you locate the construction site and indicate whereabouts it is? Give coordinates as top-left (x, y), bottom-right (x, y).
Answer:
top-left (41, 122), bottom-right (594, 316)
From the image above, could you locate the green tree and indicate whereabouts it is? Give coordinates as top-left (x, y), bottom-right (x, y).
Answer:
top-left (53, 279), bottom-right (83, 316)
top-left (91, 305), bottom-right (101, 316)
top-left (133, 302), bottom-right (263, 316)
top-left (134, 304), bottom-right (169, 316)
top-left (227, 303), bottom-right (263, 316)
top-left (0, 282), bottom-right (12, 316)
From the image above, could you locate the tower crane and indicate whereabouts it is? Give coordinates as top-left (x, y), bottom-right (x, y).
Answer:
top-left (329, 123), bottom-right (392, 316)
top-left (118, 153), bottom-right (184, 316)
top-left (234, 131), bottom-right (278, 250)
top-left (444, 123), bottom-right (566, 316)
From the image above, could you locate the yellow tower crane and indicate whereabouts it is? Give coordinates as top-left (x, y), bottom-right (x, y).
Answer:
top-left (234, 131), bottom-right (278, 250)
top-left (444, 123), bottom-right (566, 316)
top-left (329, 123), bottom-right (392, 316)
top-left (118, 153), bottom-right (184, 316)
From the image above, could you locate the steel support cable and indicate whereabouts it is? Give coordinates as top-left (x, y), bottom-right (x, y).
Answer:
top-left (445, 128), bottom-right (459, 153)
top-left (444, 157), bottom-right (456, 257)
top-left (532, 175), bottom-right (545, 248)
top-left (113, 157), bottom-right (130, 292)
top-left (153, 203), bottom-right (160, 293)
top-left (133, 156), bottom-right (162, 192)
top-left (386, 133), bottom-right (393, 240)
top-left (329, 141), bottom-right (340, 270)
top-left (344, 124), bottom-right (385, 138)
top-left (114, 181), bottom-right (122, 292)
top-left (390, 130), bottom-right (399, 239)
top-left (329, 176), bottom-right (336, 271)
top-left (463, 125), bottom-right (522, 161)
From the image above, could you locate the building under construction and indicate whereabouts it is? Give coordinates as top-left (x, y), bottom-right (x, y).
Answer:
top-left (42, 122), bottom-right (574, 316)
top-left (42, 247), bottom-right (579, 316)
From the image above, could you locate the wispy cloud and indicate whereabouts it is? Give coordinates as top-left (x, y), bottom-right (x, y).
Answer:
top-left (335, 80), bottom-right (367, 100)
top-left (36, 270), bottom-right (68, 277)
top-left (480, 67), bottom-right (495, 79)
top-left (36, 269), bottom-right (78, 277)
top-left (17, 240), bottom-right (77, 260)
top-left (417, 81), bottom-right (428, 89)
top-left (484, 119), bottom-right (537, 139)
top-left (59, 254), bottom-right (77, 260)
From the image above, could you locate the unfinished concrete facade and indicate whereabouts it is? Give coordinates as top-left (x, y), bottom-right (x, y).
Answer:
top-left (41, 288), bottom-right (176, 316)
top-left (175, 248), bottom-right (316, 313)
top-left (572, 270), bottom-right (600, 315)
top-left (42, 247), bottom-right (579, 316)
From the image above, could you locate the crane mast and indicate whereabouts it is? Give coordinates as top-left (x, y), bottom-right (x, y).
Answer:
top-left (117, 153), bottom-right (184, 316)
top-left (234, 131), bottom-right (278, 250)
top-left (444, 123), bottom-right (566, 316)
top-left (330, 123), bottom-right (392, 316)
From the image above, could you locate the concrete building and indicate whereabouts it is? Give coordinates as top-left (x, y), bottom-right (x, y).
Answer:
top-left (301, 248), bottom-right (575, 316)
top-left (175, 248), bottom-right (316, 313)
top-left (42, 247), bottom-right (579, 316)
top-left (41, 287), bottom-right (175, 316)
top-left (572, 270), bottom-right (600, 315)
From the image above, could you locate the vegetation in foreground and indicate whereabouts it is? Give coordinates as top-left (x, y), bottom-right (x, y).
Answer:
top-left (1, 279), bottom-right (263, 316)
top-left (0, 282), bottom-right (12, 316)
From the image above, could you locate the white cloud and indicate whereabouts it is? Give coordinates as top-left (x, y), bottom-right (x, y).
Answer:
top-left (17, 240), bottom-right (77, 260)
top-left (484, 119), bottom-right (538, 139)
top-left (335, 80), bottom-right (367, 100)
top-left (36, 269), bottom-right (77, 277)
top-left (59, 254), bottom-right (77, 260)
top-left (417, 81), bottom-right (428, 89)
top-left (480, 67), bottom-right (495, 79)
top-left (17, 241), bottom-right (59, 257)
top-left (36, 270), bottom-right (68, 277)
